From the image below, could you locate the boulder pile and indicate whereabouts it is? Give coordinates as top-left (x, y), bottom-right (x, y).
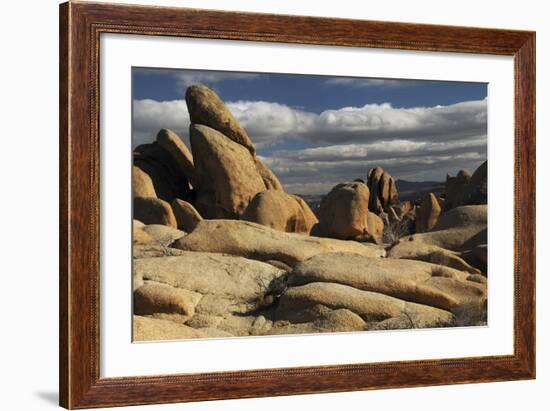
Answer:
top-left (132, 84), bottom-right (488, 341)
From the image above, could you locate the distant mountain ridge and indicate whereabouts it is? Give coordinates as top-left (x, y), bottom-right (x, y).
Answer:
top-left (395, 179), bottom-right (445, 202)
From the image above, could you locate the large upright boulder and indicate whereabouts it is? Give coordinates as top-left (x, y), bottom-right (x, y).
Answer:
top-left (242, 190), bottom-right (318, 234)
top-left (156, 128), bottom-right (197, 188)
top-left (416, 192), bottom-right (442, 233)
top-left (185, 85), bottom-right (255, 154)
top-left (317, 182), bottom-right (382, 243)
top-left (190, 124), bottom-right (266, 218)
top-left (367, 167), bottom-right (399, 213)
top-left (132, 166), bottom-right (157, 198)
top-left (174, 219), bottom-right (385, 267)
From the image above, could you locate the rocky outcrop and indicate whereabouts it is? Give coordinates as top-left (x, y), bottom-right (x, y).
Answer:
top-left (444, 169), bottom-right (472, 210)
top-left (288, 252), bottom-right (486, 312)
top-left (186, 84), bottom-right (255, 154)
top-left (242, 190), bottom-right (318, 234)
top-left (174, 219), bottom-right (385, 267)
top-left (444, 162), bottom-right (487, 211)
top-left (367, 167), bottom-right (399, 213)
top-left (134, 197), bottom-right (177, 227)
top-left (190, 124), bottom-right (266, 218)
top-left (131, 83), bottom-right (489, 340)
top-left (156, 128), bottom-right (197, 187)
top-left (395, 205), bottom-right (487, 252)
top-left (171, 199), bottom-right (202, 232)
top-left (459, 161), bottom-right (488, 207)
top-left (317, 182), bottom-right (383, 243)
top-left (416, 193), bottom-right (443, 233)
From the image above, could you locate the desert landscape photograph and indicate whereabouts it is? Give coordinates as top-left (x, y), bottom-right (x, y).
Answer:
top-left (131, 68), bottom-right (488, 342)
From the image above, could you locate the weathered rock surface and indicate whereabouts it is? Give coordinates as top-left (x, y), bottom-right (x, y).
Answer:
top-left (317, 182), bottom-right (383, 243)
top-left (242, 190), bottom-right (318, 234)
top-left (174, 219), bottom-right (385, 266)
top-left (142, 224), bottom-right (186, 246)
top-left (268, 309), bottom-right (367, 335)
top-left (288, 252), bottom-right (486, 311)
top-left (186, 85), bottom-right (255, 154)
top-left (134, 197), bottom-right (177, 227)
top-left (134, 282), bottom-right (202, 321)
top-left (133, 166), bottom-right (157, 198)
top-left (276, 282), bottom-right (453, 328)
top-left (387, 241), bottom-right (481, 274)
top-left (171, 199), bottom-right (203, 232)
top-left (156, 128), bottom-right (196, 187)
top-left (401, 205), bottom-right (487, 251)
top-left (416, 193), bottom-right (443, 233)
top-left (134, 252), bottom-right (284, 315)
top-left (133, 315), bottom-right (206, 341)
top-left (133, 244), bottom-right (187, 260)
top-left (133, 223), bottom-right (154, 245)
top-left (367, 167), bottom-right (399, 213)
top-left (187, 313), bottom-right (273, 337)
top-left (190, 124), bottom-right (266, 218)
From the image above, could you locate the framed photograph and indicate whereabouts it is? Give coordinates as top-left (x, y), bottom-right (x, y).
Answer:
top-left (59, 1), bottom-right (535, 409)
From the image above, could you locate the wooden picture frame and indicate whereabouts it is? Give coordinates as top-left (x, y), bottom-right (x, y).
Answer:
top-left (59, 1), bottom-right (535, 408)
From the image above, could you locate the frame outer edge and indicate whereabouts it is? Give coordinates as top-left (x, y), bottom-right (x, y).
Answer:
top-left (59, 1), bottom-right (70, 408)
top-left (515, 33), bottom-right (536, 377)
top-left (60, 2), bottom-right (536, 408)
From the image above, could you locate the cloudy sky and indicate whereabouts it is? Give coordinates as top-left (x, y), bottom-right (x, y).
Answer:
top-left (133, 68), bottom-right (487, 195)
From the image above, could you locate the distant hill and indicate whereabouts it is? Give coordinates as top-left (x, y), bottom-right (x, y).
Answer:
top-left (395, 179), bottom-right (445, 202)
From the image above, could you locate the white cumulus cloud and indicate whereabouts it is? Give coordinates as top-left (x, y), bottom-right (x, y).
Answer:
top-left (133, 98), bottom-right (487, 148)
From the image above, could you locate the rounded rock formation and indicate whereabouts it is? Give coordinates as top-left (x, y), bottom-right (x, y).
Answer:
top-left (317, 182), bottom-right (382, 243)
top-left (185, 84), bottom-right (255, 154)
top-left (190, 124), bottom-right (266, 218)
top-left (134, 197), bottom-right (177, 227)
top-left (171, 198), bottom-right (203, 232)
top-left (132, 165), bottom-right (157, 198)
top-left (242, 190), bottom-right (318, 234)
